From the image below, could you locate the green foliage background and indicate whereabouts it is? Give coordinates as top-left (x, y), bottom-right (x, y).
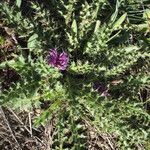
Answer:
top-left (0, 0), bottom-right (150, 149)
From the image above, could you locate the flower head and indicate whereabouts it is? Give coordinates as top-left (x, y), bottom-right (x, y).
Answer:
top-left (47, 48), bottom-right (69, 70)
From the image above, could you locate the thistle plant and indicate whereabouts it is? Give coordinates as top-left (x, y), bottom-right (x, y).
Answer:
top-left (0, 0), bottom-right (150, 149)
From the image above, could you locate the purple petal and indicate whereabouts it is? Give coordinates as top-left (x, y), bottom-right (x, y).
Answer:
top-left (57, 51), bottom-right (69, 70)
top-left (47, 48), bottom-right (58, 67)
top-left (47, 49), bottom-right (69, 70)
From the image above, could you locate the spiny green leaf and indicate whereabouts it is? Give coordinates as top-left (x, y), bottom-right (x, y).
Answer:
top-left (16, 0), bottom-right (22, 8)
top-left (27, 34), bottom-right (38, 51)
top-left (110, 0), bottom-right (119, 23)
top-left (113, 13), bottom-right (127, 30)
top-left (34, 99), bottom-right (63, 127)
top-left (94, 20), bottom-right (101, 33)
top-left (71, 19), bottom-right (77, 35)
top-left (143, 9), bottom-right (150, 19)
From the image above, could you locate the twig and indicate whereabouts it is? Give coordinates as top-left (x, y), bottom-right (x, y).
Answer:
top-left (34, 136), bottom-right (46, 147)
top-left (29, 112), bottom-right (33, 137)
top-left (0, 106), bottom-right (22, 150)
top-left (45, 120), bottom-right (54, 150)
top-left (7, 108), bottom-right (31, 135)
top-left (7, 108), bottom-right (46, 147)
top-left (106, 136), bottom-right (115, 150)
top-left (83, 117), bottom-right (116, 150)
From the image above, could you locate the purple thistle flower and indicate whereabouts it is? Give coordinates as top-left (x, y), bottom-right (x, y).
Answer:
top-left (93, 82), bottom-right (109, 97)
top-left (47, 48), bottom-right (69, 70)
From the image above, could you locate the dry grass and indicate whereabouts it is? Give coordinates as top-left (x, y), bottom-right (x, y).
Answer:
top-left (0, 107), bottom-right (119, 150)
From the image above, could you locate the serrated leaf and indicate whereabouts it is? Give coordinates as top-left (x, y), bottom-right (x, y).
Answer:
top-left (136, 24), bottom-right (149, 31)
top-left (113, 13), bottom-right (127, 30)
top-left (71, 19), bottom-right (77, 34)
top-left (143, 9), bottom-right (150, 19)
top-left (0, 62), bottom-right (6, 69)
top-left (143, 9), bottom-right (150, 25)
top-left (124, 46), bottom-right (139, 53)
top-left (110, 0), bottom-right (119, 23)
top-left (27, 34), bottom-right (38, 50)
top-left (34, 99), bottom-right (63, 127)
top-left (16, 0), bottom-right (22, 8)
top-left (94, 20), bottom-right (101, 33)
top-left (0, 60), bottom-right (15, 69)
